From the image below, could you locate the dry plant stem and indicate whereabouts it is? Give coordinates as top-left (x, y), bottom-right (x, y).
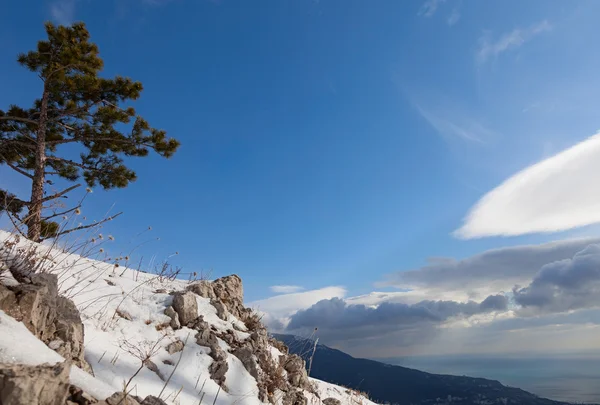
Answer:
top-left (123, 364), bottom-right (145, 392)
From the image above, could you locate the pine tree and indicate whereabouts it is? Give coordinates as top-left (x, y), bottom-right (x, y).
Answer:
top-left (0, 22), bottom-right (180, 242)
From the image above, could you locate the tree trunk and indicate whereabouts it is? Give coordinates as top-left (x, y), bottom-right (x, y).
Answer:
top-left (26, 84), bottom-right (49, 242)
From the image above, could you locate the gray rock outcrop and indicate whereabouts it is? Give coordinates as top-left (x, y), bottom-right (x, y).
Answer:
top-left (0, 274), bottom-right (91, 373)
top-left (0, 361), bottom-right (71, 405)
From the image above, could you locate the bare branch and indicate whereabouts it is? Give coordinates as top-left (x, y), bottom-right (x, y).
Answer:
top-left (41, 184), bottom-right (81, 203)
top-left (50, 212), bottom-right (123, 239)
top-left (42, 204), bottom-right (81, 220)
top-left (0, 116), bottom-right (38, 125)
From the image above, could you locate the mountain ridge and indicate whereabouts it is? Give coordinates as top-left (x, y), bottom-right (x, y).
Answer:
top-left (273, 333), bottom-right (588, 405)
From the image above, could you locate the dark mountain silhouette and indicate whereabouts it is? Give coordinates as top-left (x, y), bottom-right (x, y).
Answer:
top-left (273, 334), bottom-right (582, 405)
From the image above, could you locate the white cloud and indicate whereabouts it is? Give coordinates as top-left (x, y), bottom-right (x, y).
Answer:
top-left (248, 286), bottom-right (346, 330)
top-left (477, 20), bottom-right (551, 64)
top-left (416, 105), bottom-right (491, 143)
top-left (418, 0), bottom-right (446, 17)
top-left (50, 0), bottom-right (76, 25)
top-left (273, 240), bottom-right (600, 358)
top-left (447, 8), bottom-right (460, 26)
top-left (270, 285), bottom-right (304, 294)
top-left (456, 132), bottom-right (600, 238)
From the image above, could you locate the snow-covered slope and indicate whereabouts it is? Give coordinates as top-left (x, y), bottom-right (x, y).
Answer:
top-left (0, 231), bottom-right (379, 405)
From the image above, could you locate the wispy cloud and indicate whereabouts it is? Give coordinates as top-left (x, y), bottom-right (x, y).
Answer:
top-left (50, 0), bottom-right (76, 25)
top-left (418, 0), bottom-right (446, 17)
top-left (415, 105), bottom-right (491, 143)
top-left (477, 20), bottom-right (551, 64)
top-left (447, 7), bottom-right (460, 26)
top-left (270, 285), bottom-right (304, 294)
top-left (456, 131), bottom-right (600, 238)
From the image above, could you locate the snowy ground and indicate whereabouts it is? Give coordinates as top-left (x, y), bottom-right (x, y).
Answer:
top-left (0, 231), bottom-right (378, 405)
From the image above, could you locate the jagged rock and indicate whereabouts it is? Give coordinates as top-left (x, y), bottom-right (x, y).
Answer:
top-left (208, 351), bottom-right (228, 387)
top-left (0, 284), bottom-right (19, 320)
top-left (233, 347), bottom-right (260, 380)
top-left (195, 328), bottom-right (218, 348)
top-left (282, 389), bottom-right (308, 405)
top-left (323, 399), bottom-right (341, 405)
top-left (283, 354), bottom-right (310, 389)
top-left (212, 275), bottom-right (244, 317)
top-left (188, 315), bottom-right (207, 330)
top-left (163, 306), bottom-right (180, 329)
top-left (171, 291), bottom-right (198, 326)
top-left (67, 385), bottom-right (97, 405)
top-left (186, 280), bottom-right (216, 300)
top-left (140, 396), bottom-right (167, 405)
top-left (187, 275), bottom-right (245, 319)
top-left (269, 337), bottom-right (289, 355)
top-left (166, 339), bottom-right (184, 354)
top-left (0, 361), bottom-right (71, 405)
top-left (103, 392), bottom-right (141, 405)
top-left (55, 296), bottom-right (89, 372)
top-left (212, 299), bottom-right (229, 321)
top-left (0, 274), bottom-right (91, 373)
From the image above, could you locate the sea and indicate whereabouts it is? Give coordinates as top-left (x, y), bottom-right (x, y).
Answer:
top-left (389, 355), bottom-right (600, 404)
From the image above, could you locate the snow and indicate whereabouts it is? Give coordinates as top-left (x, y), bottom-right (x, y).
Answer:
top-left (0, 230), bottom-right (380, 405)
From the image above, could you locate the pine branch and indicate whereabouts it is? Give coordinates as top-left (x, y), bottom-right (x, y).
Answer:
top-left (41, 184), bottom-right (81, 203)
top-left (0, 153), bottom-right (34, 179)
top-left (46, 156), bottom-right (98, 171)
top-left (0, 116), bottom-right (39, 125)
top-left (50, 212), bottom-right (122, 239)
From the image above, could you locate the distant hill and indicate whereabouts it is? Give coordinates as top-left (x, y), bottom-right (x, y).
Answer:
top-left (273, 333), bottom-right (581, 405)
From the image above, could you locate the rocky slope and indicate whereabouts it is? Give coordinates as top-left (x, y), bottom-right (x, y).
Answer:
top-left (0, 231), bottom-right (377, 405)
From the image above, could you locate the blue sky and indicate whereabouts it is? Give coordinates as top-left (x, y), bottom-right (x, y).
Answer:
top-left (4, 0), bottom-right (600, 356)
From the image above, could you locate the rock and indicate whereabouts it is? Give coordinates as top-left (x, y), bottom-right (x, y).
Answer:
top-left (140, 396), bottom-right (167, 405)
top-left (162, 359), bottom-right (174, 366)
top-left (48, 339), bottom-right (63, 350)
top-left (186, 280), bottom-right (216, 300)
top-left (9, 273), bottom-right (58, 341)
top-left (163, 306), bottom-right (180, 330)
top-left (67, 385), bottom-right (97, 405)
top-left (171, 291), bottom-right (198, 326)
top-left (0, 274), bottom-right (91, 373)
top-left (195, 324), bottom-right (218, 348)
top-left (0, 284), bottom-right (19, 320)
top-left (323, 399), bottom-right (341, 405)
top-left (115, 309), bottom-right (132, 321)
top-left (283, 354), bottom-right (310, 389)
top-left (282, 389), bottom-right (308, 405)
top-left (166, 339), bottom-right (184, 354)
top-left (233, 347), bottom-right (260, 380)
top-left (55, 296), bottom-right (90, 372)
top-left (211, 299), bottom-right (229, 321)
top-left (269, 337), bottom-right (289, 355)
top-left (0, 361), bottom-right (71, 405)
top-left (211, 275), bottom-right (244, 317)
top-left (104, 392), bottom-right (141, 405)
top-left (187, 275), bottom-right (245, 319)
top-left (208, 353), bottom-right (228, 387)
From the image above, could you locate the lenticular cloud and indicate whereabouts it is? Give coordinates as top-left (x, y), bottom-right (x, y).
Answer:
top-left (456, 132), bottom-right (600, 238)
